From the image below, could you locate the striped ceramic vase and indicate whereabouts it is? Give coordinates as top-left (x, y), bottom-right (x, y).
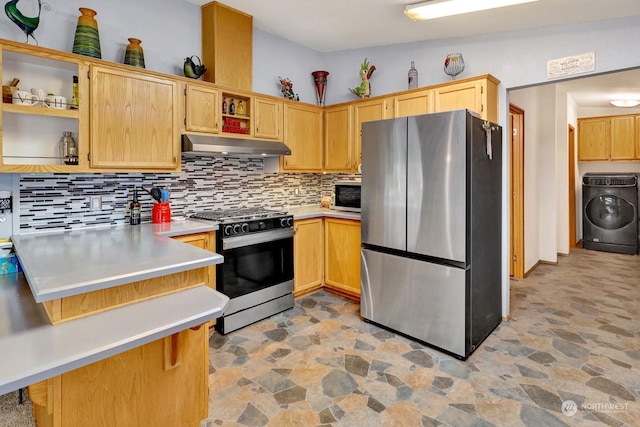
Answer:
top-left (72, 8), bottom-right (101, 59)
top-left (124, 38), bottom-right (146, 68)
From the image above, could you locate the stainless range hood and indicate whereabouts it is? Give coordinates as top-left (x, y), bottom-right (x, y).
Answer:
top-left (182, 134), bottom-right (291, 158)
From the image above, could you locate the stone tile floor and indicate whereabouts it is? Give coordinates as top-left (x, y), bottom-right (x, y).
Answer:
top-left (202, 248), bottom-right (639, 426)
top-left (1, 248), bottom-right (638, 426)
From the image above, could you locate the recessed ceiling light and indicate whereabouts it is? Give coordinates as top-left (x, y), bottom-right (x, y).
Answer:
top-left (404, 0), bottom-right (539, 21)
top-left (610, 99), bottom-right (640, 107)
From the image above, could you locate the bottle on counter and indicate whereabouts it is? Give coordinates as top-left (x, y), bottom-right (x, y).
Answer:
top-left (71, 76), bottom-right (79, 109)
top-left (229, 98), bottom-right (235, 115)
top-left (130, 189), bottom-right (141, 225)
top-left (408, 61), bottom-right (418, 89)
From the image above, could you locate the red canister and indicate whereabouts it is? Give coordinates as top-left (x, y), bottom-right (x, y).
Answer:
top-left (152, 203), bottom-right (171, 223)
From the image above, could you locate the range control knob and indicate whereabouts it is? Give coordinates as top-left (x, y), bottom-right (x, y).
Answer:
top-left (286, 217), bottom-right (293, 227)
top-left (233, 223), bottom-right (241, 234)
top-left (258, 221), bottom-right (266, 230)
top-left (241, 223), bottom-right (249, 233)
top-left (280, 218), bottom-right (288, 228)
top-left (224, 225), bottom-right (233, 236)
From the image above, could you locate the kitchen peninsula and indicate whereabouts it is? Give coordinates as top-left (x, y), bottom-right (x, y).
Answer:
top-left (0, 220), bottom-right (227, 426)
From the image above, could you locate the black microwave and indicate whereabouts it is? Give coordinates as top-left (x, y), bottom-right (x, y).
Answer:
top-left (333, 181), bottom-right (361, 212)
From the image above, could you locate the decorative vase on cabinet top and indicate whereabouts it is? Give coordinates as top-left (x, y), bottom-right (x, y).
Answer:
top-left (124, 38), bottom-right (145, 68)
top-left (72, 7), bottom-right (101, 59)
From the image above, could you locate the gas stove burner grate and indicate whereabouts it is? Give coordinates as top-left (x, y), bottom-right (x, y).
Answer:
top-left (191, 208), bottom-right (288, 222)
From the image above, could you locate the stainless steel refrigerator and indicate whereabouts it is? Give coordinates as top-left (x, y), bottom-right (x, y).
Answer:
top-left (360, 109), bottom-right (502, 359)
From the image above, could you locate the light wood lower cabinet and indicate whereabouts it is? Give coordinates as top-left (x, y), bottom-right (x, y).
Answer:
top-left (171, 231), bottom-right (216, 289)
top-left (323, 218), bottom-right (361, 300)
top-left (29, 326), bottom-right (208, 427)
top-left (293, 219), bottom-right (324, 297)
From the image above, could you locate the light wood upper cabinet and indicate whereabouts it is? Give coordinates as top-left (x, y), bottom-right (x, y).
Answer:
top-left (201, 1), bottom-right (252, 91)
top-left (254, 96), bottom-right (283, 141)
top-left (90, 66), bottom-right (179, 170)
top-left (432, 75), bottom-right (498, 122)
top-left (353, 97), bottom-right (393, 170)
top-left (184, 83), bottom-right (219, 134)
top-left (282, 103), bottom-right (323, 171)
top-left (394, 89), bottom-right (431, 118)
top-left (324, 104), bottom-right (354, 172)
top-left (578, 117), bottom-right (609, 160)
top-left (294, 218), bottom-right (324, 297)
top-left (636, 116), bottom-right (640, 159)
top-left (610, 115), bottom-right (635, 160)
top-left (324, 218), bottom-right (361, 300)
top-left (578, 114), bottom-right (640, 161)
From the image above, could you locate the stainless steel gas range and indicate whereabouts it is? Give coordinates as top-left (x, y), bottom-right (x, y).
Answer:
top-left (191, 208), bottom-right (294, 334)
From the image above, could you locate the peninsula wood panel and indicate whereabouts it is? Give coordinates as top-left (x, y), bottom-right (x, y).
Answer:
top-left (42, 269), bottom-right (209, 324)
top-left (56, 327), bottom-right (207, 427)
top-left (171, 231), bottom-right (216, 289)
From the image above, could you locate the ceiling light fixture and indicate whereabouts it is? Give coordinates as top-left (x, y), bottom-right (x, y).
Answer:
top-left (610, 99), bottom-right (640, 107)
top-left (404, 0), bottom-right (539, 21)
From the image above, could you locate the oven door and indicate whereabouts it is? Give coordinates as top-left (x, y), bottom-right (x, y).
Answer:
top-left (218, 228), bottom-right (294, 301)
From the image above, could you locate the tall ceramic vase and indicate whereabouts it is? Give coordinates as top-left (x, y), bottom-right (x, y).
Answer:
top-left (72, 8), bottom-right (101, 59)
top-left (124, 38), bottom-right (146, 68)
top-left (311, 70), bottom-right (329, 106)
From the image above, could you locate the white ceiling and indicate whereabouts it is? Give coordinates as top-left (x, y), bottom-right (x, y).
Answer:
top-left (185, 0), bottom-right (640, 108)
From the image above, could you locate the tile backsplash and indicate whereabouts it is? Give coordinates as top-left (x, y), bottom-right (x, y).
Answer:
top-left (18, 156), bottom-right (359, 232)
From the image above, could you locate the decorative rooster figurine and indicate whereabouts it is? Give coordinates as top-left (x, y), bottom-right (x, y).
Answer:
top-left (349, 57), bottom-right (376, 98)
top-left (5, 0), bottom-right (45, 44)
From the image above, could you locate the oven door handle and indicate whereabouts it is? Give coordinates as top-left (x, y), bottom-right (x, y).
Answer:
top-left (222, 228), bottom-right (294, 250)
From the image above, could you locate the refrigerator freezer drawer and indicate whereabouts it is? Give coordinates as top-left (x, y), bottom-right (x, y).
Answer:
top-left (361, 249), bottom-right (468, 357)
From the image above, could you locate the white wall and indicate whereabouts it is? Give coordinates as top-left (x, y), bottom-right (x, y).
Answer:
top-left (3, 0), bottom-right (640, 318)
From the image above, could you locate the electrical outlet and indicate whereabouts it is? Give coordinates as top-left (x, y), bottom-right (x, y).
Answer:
top-left (294, 188), bottom-right (300, 196)
top-left (90, 195), bottom-right (102, 211)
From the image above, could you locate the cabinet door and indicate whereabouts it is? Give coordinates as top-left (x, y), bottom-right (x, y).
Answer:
top-left (578, 118), bottom-right (610, 161)
top-left (433, 80), bottom-right (483, 117)
top-left (324, 218), bottom-right (361, 299)
top-left (610, 115), bottom-right (635, 160)
top-left (201, 2), bottom-right (252, 91)
top-left (172, 232), bottom-right (216, 289)
top-left (283, 103), bottom-right (323, 171)
top-left (636, 116), bottom-right (640, 160)
top-left (90, 66), bottom-right (179, 170)
top-left (324, 104), bottom-right (354, 172)
top-left (394, 89), bottom-right (432, 118)
top-left (294, 218), bottom-right (324, 297)
top-left (185, 84), bottom-right (219, 134)
top-left (254, 97), bottom-right (283, 141)
top-left (353, 98), bottom-right (392, 172)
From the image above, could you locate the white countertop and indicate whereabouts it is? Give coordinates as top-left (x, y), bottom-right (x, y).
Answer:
top-left (287, 205), bottom-right (361, 221)
top-left (0, 274), bottom-right (228, 395)
top-left (12, 221), bottom-right (222, 303)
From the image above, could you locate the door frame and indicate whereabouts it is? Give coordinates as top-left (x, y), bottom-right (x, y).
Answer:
top-left (568, 124), bottom-right (578, 248)
top-left (509, 104), bottom-right (525, 278)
